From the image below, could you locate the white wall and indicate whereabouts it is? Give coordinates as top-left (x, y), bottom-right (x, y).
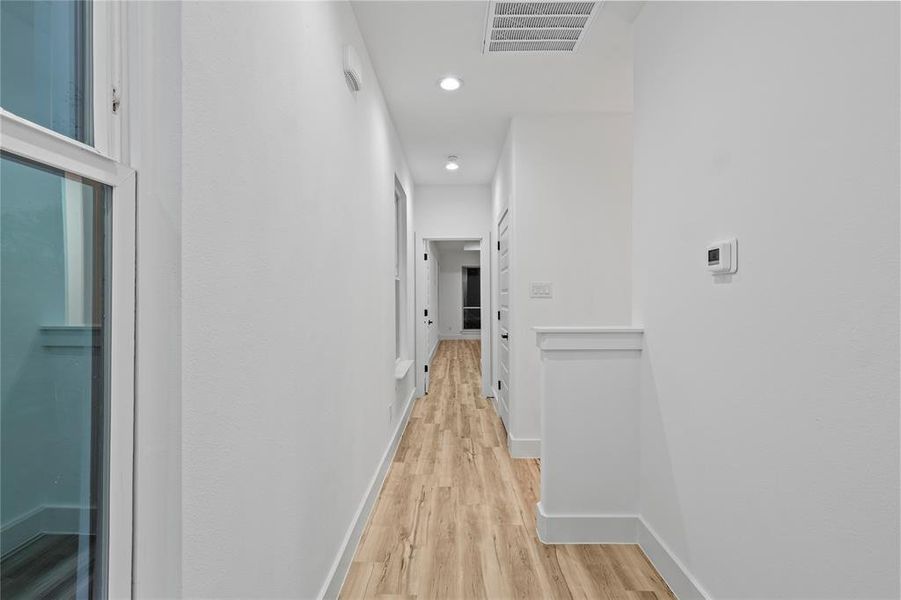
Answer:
top-left (633, 2), bottom-right (900, 598)
top-left (180, 2), bottom-right (415, 597)
top-left (414, 184), bottom-right (490, 239)
top-left (492, 114), bottom-right (633, 453)
top-left (434, 245), bottom-right (481, 339)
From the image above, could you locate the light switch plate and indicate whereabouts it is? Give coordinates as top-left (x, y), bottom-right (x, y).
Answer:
top-left (530, 282), bottom-right (553, 299)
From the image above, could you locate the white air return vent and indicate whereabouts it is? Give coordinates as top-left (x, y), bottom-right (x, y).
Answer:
top-left (482, 1), bottom-right (600, 54)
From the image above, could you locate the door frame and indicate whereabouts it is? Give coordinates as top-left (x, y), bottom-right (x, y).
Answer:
top-left (414, 233), bottom-right (491, 398)
top-left (493, 208), bottom-right (511, 433)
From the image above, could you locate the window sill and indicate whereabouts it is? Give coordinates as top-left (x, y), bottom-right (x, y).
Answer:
top-left (394, 358), bottom-right (414, 380)
top-left (41, 325), bottom-right (101, 348)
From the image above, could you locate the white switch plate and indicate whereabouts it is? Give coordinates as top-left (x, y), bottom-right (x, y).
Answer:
top-left (530, 282), bottom-right (553, 299)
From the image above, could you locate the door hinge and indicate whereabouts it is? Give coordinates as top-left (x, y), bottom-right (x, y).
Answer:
top-left (112, 86), bottom-right (122, 114)
top-left (424, 253), bottom-right (428, 261)
top-left (424, 308), bottom-right (428, 317)
top-left (424, 364), bottom-right (429, 373)
top-left (497, 241), bottom-right (500, 251)
top-left (497, 310), bottom-right (501, 320)
top-left (498, 380), bottom-right (502, 390)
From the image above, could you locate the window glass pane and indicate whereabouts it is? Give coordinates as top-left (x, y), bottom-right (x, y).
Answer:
top-left (1, 0), bottom-right (93, 144)
top-left (463, 266), bottom-right (480, 307)
top-left (463, 308), bottom-right (481, 330)
top-left (1, 152), bottom-right (109, 598)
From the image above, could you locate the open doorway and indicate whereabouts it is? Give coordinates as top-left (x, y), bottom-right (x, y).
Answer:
top-left (415, 236), bottom-right (490, 398)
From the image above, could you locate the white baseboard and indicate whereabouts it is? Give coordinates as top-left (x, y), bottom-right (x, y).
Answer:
top-left (318, 385), bottom-right (417, 600)
top-left (531, 504), bottom-right (708, 600)
top-left (490, 387), bottom-right (509, 431)
top-left (535, 502), bottom-right (638, 544)
top-left (638, 518), bottom-right (710, 600)
top-left (439, 332), bottom-right (480, 341)
top-left (1, 505), bottom-right (86, 556)
top-left (507, 434), bottom-right (540, 458)
top-left (428, 340), bottom-right (439, 364)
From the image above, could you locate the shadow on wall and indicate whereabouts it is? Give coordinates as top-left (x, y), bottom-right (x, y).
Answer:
top-left (639, 343), bottom-right (691, 566)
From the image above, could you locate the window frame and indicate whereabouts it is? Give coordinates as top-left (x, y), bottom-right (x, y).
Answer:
top-left (92, 0), bottom-right (123, 160)
top-left (462, 266), bottom-right (481, 331)
top-left (394, 180), bottom-right (409, 363)
top-left (1, 109), bottom-right (135, 599)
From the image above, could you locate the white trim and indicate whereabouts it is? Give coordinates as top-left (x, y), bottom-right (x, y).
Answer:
top-left (0, 110), bottom-right (133, 187)
top-left (92, 0), bottom-right (124, 160)
top-left (530, 505), bottom-right (709, 600)
top-left (439, 332), bottom-right (481, 341)
top-left (490, 387), bottom-right (509, 431)
top-left (394, 358), bottom-right (414, 380)
top-left (0, 505), bottom-right (87, 556)
top-left (104, 166), bottom-right (137, 600)
top-left (638, 518), bottom-right (711, 600)
top-left (536, 503), bottom-right (639, 544)
top-left (507, 434), bottom-right (540, 458)
top-left (318, 387), bottom-right (418, 600)
top-left (1, 109), bottom-right (136, 599)
top-left (535, 326), bottom-right (644, 352)
top-left (415, 233), bottom-right (493, 399)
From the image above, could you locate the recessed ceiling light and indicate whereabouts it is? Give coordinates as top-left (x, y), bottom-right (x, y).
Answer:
top-left (445, 155), bottom-right (460, 171)
top-left (439, 76), bottom-right (462, 91)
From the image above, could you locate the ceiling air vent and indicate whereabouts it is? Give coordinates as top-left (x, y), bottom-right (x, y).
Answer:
top-left (482, 1), bottom-right (600, 54)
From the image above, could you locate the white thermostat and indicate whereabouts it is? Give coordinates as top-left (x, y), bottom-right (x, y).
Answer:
top-left (706, 238), bottom-right (737, 274)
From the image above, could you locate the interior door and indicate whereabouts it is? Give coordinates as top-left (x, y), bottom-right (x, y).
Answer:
top-left (423, 241), bottom-right (433, 392)
top-left (497, 210), bottom-right (511, 426)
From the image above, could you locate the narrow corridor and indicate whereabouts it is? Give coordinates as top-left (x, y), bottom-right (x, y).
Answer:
top-left (341, 340), bottom-right (676, 599)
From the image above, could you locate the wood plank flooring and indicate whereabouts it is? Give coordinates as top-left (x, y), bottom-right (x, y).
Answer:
top-left (1, 534), bottom-right (95, 599)
top-left (341, 340), bottom-right (675, 600)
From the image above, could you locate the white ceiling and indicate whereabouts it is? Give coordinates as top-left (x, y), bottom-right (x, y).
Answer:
top-left (352, 1), bottom-right (641, 185)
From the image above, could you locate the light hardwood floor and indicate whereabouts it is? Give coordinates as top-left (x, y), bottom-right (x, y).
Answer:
top-left (341, 339), bottom-right (675, 600)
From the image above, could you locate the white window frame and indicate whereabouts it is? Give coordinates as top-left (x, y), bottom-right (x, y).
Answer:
top-left (1, 108), bottom-right (135, 598)
top-left (92, 0), bottom-right (124, 160)
top-left (2, 6), bottom-right (132, 596)
top-left (394, 179), bottom-right (409, 364)
top-left (2, 3), bottom-right (132, 595)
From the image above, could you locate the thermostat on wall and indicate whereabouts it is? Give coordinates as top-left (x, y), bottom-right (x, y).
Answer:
top-left (706, 238), bottom-right (737, 274)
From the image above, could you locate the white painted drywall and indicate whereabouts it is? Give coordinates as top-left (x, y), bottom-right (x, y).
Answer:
top-left (492, 114), bottom-right (633, 451)
top-left (414, 184), bottom-right (490, 239)
top-left (125, 2), bottom-right (183, 596)
top-left (537, 330), bottom-right (642, 520)
top-left (633, 2), bottom-right (900, 597)
top-left (180, 2), bottom-right (415, 597)
top-left (434, 244), bottom-right (481, 339)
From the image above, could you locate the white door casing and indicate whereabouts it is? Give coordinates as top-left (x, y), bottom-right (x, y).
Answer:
top-left (415, 235), bottom-right (433, 395)
top-left (496, 209), bottom-right (511, 431)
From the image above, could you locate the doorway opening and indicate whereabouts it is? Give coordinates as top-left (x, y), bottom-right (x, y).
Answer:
top-left (415, 236), bottom-right (490, 398)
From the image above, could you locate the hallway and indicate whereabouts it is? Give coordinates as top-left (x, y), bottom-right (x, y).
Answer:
top-left (341, 340), bottom-right (675, 599)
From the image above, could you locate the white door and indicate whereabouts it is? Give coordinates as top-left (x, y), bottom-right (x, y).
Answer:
top-left (423, 241), bottom-right (434, 392)
top-left (415, 238), bottom-right (437, 395)
top-left (496, 210), bottom-right (511, 426)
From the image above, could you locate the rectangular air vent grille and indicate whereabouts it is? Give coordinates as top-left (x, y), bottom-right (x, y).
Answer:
top-left (483, 1), bottom-right (599, 54)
